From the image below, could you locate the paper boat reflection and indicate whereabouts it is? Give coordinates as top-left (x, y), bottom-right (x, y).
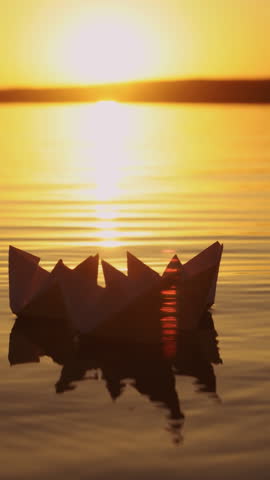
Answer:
top-left (9, 310), bottom-right (222, 444)
top-left (8, 242), bottom-right (223, 336)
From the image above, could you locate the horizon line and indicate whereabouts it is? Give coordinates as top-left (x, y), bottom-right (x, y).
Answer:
top-left (1, 77), bottom-right (270, 91)
top-left (1, 78), bottom-right (270, 104)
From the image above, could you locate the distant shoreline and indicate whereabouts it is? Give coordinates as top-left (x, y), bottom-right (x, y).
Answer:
top-left (0, 79), bottom-right (270, 104)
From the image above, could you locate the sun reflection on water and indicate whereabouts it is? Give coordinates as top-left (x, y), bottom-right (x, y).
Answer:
top-left (94, 203), bottom-right (120, 247)
top-left (83, 101), bottom-right (134, 201)
top-left (75, 100), bottom-right (136, 246)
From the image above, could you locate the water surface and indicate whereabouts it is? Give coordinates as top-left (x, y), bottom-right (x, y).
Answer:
top-left (0, 103), bottom-right (270, 479)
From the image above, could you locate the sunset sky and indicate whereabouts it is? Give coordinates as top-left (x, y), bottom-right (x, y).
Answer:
top-left (0, 0), bottom-right (269, 88)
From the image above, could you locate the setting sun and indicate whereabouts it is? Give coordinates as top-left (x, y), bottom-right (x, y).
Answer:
top-left (57, 14), bottom-right (152, 84)
top-left (1, 0), bottom-right (269, 87)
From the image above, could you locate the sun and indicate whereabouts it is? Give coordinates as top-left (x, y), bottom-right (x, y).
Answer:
top-left (56, 13), bottom-right (151, 84)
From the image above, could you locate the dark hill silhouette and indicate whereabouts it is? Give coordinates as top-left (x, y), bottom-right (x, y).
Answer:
top-left (1, 79), bottom-right (270, 103)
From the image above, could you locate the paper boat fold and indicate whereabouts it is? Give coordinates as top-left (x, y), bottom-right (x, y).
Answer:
top-left (89, 256), bottom-right (166, 338)
top-left (102, 260), bottom-right (127, 289)
top-left (163, 254), bottom-right (182, 277)
top-left (127, 251), bottom-right (160, 283)
top-left (184, 241), bottom-right (223, 307)
top-left (20, 281), bottom-right (68, 320)
top-left (161, 244), bottom-right (223, 331)
top-left (9, 246), bottom-right (49, 315)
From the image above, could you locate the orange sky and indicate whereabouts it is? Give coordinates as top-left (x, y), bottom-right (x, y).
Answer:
top-left (0, 0), bottom-right (269, 87)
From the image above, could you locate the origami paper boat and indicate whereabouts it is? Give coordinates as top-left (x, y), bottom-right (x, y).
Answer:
top-left (9, 242), bottom-right (223, 335)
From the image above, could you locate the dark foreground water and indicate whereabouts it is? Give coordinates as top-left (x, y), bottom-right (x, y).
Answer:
top-left (0, 103), bottom-right (270, 479)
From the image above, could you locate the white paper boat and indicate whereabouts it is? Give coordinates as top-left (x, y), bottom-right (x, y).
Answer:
top-left (183, 241), bottom-right (223, 308)
top-left (9, 246), bottom-right (50, 315)
top-left (9, 242), bottom-right (223, 335)
top-left (9, 246), bottom-right (102, 331)
top-left (87, 254), bottom-right (170, 337)
top-left (162, 242), bottom-right (223, 330)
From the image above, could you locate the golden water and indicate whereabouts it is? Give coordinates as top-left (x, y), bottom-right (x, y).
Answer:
top-left (0, 103), bottom-right (270, 479)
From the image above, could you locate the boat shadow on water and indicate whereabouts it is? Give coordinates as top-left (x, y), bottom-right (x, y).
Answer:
top-left (8, 310), bottom-right (222, 445)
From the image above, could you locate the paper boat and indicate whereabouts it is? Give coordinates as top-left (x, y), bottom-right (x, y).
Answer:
top-left (9, 242), bottom-right (223, 335)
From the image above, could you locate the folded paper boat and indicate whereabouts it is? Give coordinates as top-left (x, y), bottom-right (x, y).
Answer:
top-left (9, 242), bottom-right (223, 335)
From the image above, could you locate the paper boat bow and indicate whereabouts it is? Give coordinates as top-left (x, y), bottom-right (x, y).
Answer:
top-left (9, 242), bottom-right (223, 334)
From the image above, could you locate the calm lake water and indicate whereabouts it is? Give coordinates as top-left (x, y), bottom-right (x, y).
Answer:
top-left (0, 102), bottom-right (270, 479)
